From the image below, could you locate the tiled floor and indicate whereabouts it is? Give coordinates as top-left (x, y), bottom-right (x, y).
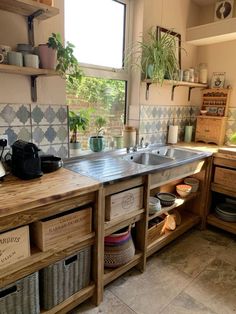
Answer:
top-left (72, 227), bottom-right (236, 314)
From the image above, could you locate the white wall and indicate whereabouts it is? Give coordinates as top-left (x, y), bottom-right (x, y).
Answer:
top-left (0, 0), bottom-right (66, 105)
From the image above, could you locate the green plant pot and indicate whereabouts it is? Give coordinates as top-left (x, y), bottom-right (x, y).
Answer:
top-left (89, 136), bottom-right (105, 152)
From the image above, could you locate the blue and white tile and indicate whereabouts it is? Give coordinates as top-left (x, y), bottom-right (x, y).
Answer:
top-left (228, 107), bottom-right (236, 120)
top-left (31, 104), bottom-right (68, 125)
top-left (39, 144), bottom-right (69, 158)
top-left (0, 104), bottom-right (30, 126)
top-left (32, 125), bottom-right (68, 145)
top-left (0, 126), bottom-right (31, 146)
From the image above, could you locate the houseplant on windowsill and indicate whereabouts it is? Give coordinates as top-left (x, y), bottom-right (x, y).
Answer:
top-left (89, 116), bottom-right (107, 152)
top-left (69, 110), bottom-right (89, 150)
top-left (126, 27), bottom-right (180, 84)
top-left (38, 33), bottom-right (83, 86)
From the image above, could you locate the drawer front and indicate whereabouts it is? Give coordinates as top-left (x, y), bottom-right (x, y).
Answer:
top-left (214, 167), bottom-right (236, 190)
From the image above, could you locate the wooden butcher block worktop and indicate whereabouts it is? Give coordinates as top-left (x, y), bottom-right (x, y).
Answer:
top-left (0, 168), bottom-right (101, 233)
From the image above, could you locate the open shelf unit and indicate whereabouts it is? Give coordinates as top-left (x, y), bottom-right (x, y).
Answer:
top-left (207, 214), bottom-right (236, 235)
top-left (0, 0), bottom-right (59, 19)
top-left (143, 79), bottom-right (207, 101)
top-left (0, 0), bottom-right (60, 101)
top-left (104, 251), bottom-right (142, 286)
top-left (148, 193), bottom-right (199, 222)
top-left (105, 208), bottom-right (145, 236)
top-left (147, 211), bottom-right (200, 257)
top-left (0, 232), bottom-right (95, 289)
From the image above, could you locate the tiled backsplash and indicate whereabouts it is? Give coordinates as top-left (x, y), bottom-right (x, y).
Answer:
top-left (139, 105), bottom-right (200, 144)
top-left (0, 104), bottom-right (69, 158)
top-left (225, 107), bottom-right (236, 143)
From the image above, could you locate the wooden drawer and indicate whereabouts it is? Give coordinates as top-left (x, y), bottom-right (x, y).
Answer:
top-left (105, 187), bottom-right (143, 221)
top-left (214, 167), bottom-right (236, 191)
top-left (0, 226), bottom-right (30, 270)
top-left (31, 207), bottom-right (92, 251)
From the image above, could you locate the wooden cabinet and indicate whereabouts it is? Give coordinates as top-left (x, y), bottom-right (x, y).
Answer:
top-left (0, 169), bottom-right (103, 313)
top-left (206, 150), bottom-right (236, 235)
top-left (195, 116), bottom-right (226, 145)
top-left (195, 88), bottom-right (231, 145)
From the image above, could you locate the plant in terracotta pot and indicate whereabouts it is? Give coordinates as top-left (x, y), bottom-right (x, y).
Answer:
top-left (125, 26), bottom-right (181, 84)
top-left (89, 116), bottom-right (107, 152)
top-left (38, 33), bottom-right (82, 85)
top-left (69, 110), bottom-right (89, 150)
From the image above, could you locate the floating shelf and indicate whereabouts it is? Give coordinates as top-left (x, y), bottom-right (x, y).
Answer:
top-left (207, 214), bottom-right (236, 235)
top-left (147, 211), bottom-right (200, 257)
top-left (143, 79), bottom-right (207, 101)
top-left (186, 17), bottom-right (236, 46)
top-left (0, 0), bottom-right (59, 20)
top-left (0, 64), bottom-right (58, 76)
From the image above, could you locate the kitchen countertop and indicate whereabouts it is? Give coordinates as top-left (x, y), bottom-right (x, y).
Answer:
top-left (0, 167), bottom-right (100, 219)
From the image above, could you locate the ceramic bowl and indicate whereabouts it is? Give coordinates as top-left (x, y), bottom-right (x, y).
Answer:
top-left (200, 110), bottom-right (207, 115)
top-left (156, 192), bottom-right (176, 207)
top-left (184, 177), bottom-right (200, 192)
top-left (176, 184), bottom-right (192, 198)
top-left (149, 196), bottom-right (161, 215)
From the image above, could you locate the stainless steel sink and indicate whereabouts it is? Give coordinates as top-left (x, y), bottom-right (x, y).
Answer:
top-left (122, 152), bottom-right (173, 166)
top-left (151, 146), bottom-right (201, 160)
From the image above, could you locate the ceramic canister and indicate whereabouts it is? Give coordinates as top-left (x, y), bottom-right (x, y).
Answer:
top-left (7, 51), bottom-right (23, 67)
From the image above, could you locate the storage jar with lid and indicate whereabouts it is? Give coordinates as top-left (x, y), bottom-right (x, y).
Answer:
top-left (199, 63), bottom-right (208, 84)
top-left (123, 126), bottom-right (136, 148)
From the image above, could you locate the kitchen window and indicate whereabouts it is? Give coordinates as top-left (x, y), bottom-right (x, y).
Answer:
top-left (65, 0), bottom-right (131, 155)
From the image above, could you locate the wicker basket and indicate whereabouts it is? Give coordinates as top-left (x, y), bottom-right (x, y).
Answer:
top-left (0, 272), bottom-right (40, 314)
top-left (104, 227), bottom-right (135, 268)
top-left (39, 246), bottom-right (91, 310)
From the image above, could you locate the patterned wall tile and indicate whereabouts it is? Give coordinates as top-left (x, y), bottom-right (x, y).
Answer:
top-left (228, 107), bottom-right (236, 120)
top-left (31, 104), bottom-right (68, 125)
top-left (32, 125), bottom-right (68, 146)
top-left (39, 144), bottom-right (69, 158)
top-left (0, 104), bottom-right (30, 126)
top-left (0, 126), bottom-right (31, 146)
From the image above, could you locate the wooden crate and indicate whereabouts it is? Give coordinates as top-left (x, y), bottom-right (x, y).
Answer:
top-left (31, 207), bottom-right (92, 251)
top-left (147, 221), bottom-right (165, 245)
top-left (214, 167), bottom-right (236, 190)
top-left (105, 187), bottom-right (143, 221)
top-left (0, 226), bottom-right (30, 270)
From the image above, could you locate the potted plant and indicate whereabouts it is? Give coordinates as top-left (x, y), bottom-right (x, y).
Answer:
top-left (89, 116), bottom-right (107, 152)
top-left (126, 27), bottom-right (180, 84)
top-left (229, 133), bottom-right (236, 145)
top-left (38, 33), bottom-right (83, 85)
top-left (69, 110), bottom-right (89, 150)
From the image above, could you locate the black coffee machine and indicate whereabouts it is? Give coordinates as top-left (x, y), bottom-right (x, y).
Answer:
top-left (12, 140), bottom-right (43, 180)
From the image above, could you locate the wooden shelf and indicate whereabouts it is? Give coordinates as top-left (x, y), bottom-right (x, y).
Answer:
top-left (143, 79), bottom-right (207, 101)
top-left (104, 209), bottom-right (145, 236)
top-left (0, 64), bottom-right (58, 77)
top-left (211, 182), bottom-right (236, 198)
top-left (103, 251), bottom-right (142, 286)
top-left (186, 17), bottom-right (236, 46)
top-left (207, 214), bottom-right (236, 235)
top-left (41, 284), bottom-right (95, 314)
top-left (148, 193), bottom-right (198, 222)
top-left (0, 232), bottom-right (95, 288)
top-left (147, 211), bottom-right (200, 257)
top-left (0, 0), bottom-right (59, 20)
top-left (203, 97), bottom-right (227, 100)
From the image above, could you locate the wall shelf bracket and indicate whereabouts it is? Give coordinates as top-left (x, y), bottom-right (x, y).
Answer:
top-left (145, 82), bottom-right (152, 100)
top-left (31, 76), bottom-right (38, 102)
top-left (188, 87), bottom-right (195, 101)
top-left (28, 9), bottom-right (44, 46)
top-left (171, 85), bottom-right (178, 101)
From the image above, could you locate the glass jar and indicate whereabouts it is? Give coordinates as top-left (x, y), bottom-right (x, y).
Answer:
top-left (199, 63), bottom-right (208, 84)
top-left (123, 126), bottom-right (136, 148)
top-left (189, 68), bottom-right (195, 83)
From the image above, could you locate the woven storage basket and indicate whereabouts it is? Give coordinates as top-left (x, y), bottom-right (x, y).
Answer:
top-left (0, 272), bottom-right (40, 314)
top-left (104, 227), bottom-right (135, 268)
top-left (40, 246), bottom-right (91, 310)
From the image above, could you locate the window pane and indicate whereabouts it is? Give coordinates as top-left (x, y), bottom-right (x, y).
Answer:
top-left (67, 77), bottom-right (126, 154)
top-left (65, 0), bottom-right (126, 68)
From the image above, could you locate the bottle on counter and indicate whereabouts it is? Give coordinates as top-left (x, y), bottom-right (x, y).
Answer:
top-left (199, 63), bottom-right (208, 84)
